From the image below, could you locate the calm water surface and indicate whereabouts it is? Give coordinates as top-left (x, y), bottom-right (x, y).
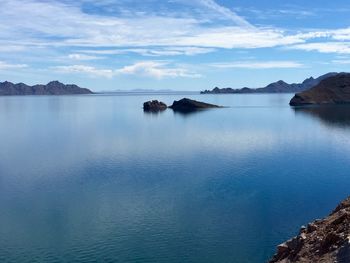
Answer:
top-left (1, 94), bottom-right (350, 263)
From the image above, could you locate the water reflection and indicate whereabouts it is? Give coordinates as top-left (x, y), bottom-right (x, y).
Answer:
top-left (143, 107), bottom-right (215, 118)
top-left (143, 109), bottom-right (167, 117)
top-left (171, 108), bottom-right (211, 117)
top-left (2, 94), bottom-right (350, 263)
top-left (294, 106), bottom-right (350, 127)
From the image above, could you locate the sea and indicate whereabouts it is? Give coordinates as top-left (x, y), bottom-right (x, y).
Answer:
top-left (1, 93), bottom-right (350, 262)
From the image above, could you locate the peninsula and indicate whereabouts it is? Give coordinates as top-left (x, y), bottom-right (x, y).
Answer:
top-left (290, 73), bottom-right (350, 106)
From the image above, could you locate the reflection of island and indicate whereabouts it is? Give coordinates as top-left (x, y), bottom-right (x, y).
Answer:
top-left (171, 107), bottom-right (210, 117)
top-left (294, 106), bottom-right (350, 127)
top-left (143, 109), bottom-right (167, 117)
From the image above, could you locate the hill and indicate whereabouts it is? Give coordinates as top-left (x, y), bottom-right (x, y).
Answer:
top-left (290, 73), bottom-right (350, 106)
top-left (0, 81), bottom-right (93, 95)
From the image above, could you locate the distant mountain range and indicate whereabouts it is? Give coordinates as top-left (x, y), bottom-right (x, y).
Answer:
top-left (99, 89), bottom-right (197, 94)
top-left (0, 81), bottom-right (93, 95)
top-left (100, 88), bottom-right (174, 93)
top-left (201, 73), bottom-right (338, 94)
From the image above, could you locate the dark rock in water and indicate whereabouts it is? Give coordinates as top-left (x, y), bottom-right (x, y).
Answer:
top-left (290, 73), bottom-right (350, 106)
top-left (143, 100), bottom-right (167, 111)
top-left (169, 98), bottom-right (221, 112)
top-left (0, 80), bottom-right (93, 95)
top-left (269, 196), bottom-right (350, 263)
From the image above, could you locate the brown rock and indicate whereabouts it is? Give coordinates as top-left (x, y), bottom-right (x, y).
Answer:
top-left (269, 196), bottom-right (350, 263)
top-left (143, 100), bottom-right (167, 112)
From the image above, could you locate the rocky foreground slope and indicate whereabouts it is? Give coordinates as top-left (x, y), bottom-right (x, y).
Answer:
top-left (0, 81), bottom-right (92, 95)
top-left (290, 73), bottom-right (350, 106)
top-left (269, 197), bottom-right (350, 263)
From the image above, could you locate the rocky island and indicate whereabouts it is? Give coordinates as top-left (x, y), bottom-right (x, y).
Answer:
top-left (201, 73), bottom-right (337, 94)
top-left (270, 196), bottom-right (350, 263)
top-left (143, 100), bottom-right (167, 112)
top-left (0, 81), bottom-right (93, 95)
top-left (143, 98), bottom-right (222, 113)
top-left (290, 73), bottom-right (350, 106)
top-left (169, 98), bottom-right (221, 112)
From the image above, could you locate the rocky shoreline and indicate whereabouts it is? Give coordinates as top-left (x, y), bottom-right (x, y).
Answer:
top-left (269, 197), bottom-right (350, 263)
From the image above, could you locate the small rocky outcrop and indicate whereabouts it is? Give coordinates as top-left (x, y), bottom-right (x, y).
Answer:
top-left (269, 196), bottom-right (350, 263)
top-left (143, 100), bottom-right (167, 111)
top-left (169, 98), bottom-right (221, 112)
top-left (290, 73), bottom-right (350, 106)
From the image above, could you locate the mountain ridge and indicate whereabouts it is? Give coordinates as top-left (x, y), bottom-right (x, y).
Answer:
top-left (0, 80), bottom-right (93, 95)
top-left (201, 73), bottom-right (338, 94)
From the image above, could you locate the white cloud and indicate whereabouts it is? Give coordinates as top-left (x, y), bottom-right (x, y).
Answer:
top-left (0, 0), bottom-right (308, 52)
top-left (137, 46), bottom-right (217, 56)
top-left (194, 0), bottom-right (254, 28)
top-left (0, 0), bottom-right (349, 57)
top-left (332, 59), bottom-right (350, 64)
top-left (0, 45), bottom-right (27, 52)
top-left (210, 61), bottom-right (304, 69)
top-left (289, 42), bottom-right (350, 54)
top-left (68, 54), bottom-right (103, 61)
top-left (234, 7), bottom-right (316, 20)
top-left (53, 65), bottom-right (115, 78)
top-left (79, 47), bottom-right (216, 56)
top-left (0, 61), bottom-right (27, 70)
top-left (172, 27), bottom-right (305, 49)
top-left (1, 0), bottom-right (350, 83)
top-left (116, 61), bottom-right (201, 79)
top-left (330, 27), bottom-right (350, 41)
top-left (53, 61), bottom-right (201, 79)
top-left (4, 0), bottom-right (349, 61)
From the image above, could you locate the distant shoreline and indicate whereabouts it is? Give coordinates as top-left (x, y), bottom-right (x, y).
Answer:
top-left (95, 91), bottom-right (200, 95)
top-left (201, 72), bottom-right (338, 94)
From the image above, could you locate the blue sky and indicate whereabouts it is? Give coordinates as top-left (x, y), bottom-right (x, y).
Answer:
top-left (1, 0), bottom-right (350, 91)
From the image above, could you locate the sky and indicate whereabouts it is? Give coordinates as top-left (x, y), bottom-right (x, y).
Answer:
top-left (1, 0), bottom-right (350, 91)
